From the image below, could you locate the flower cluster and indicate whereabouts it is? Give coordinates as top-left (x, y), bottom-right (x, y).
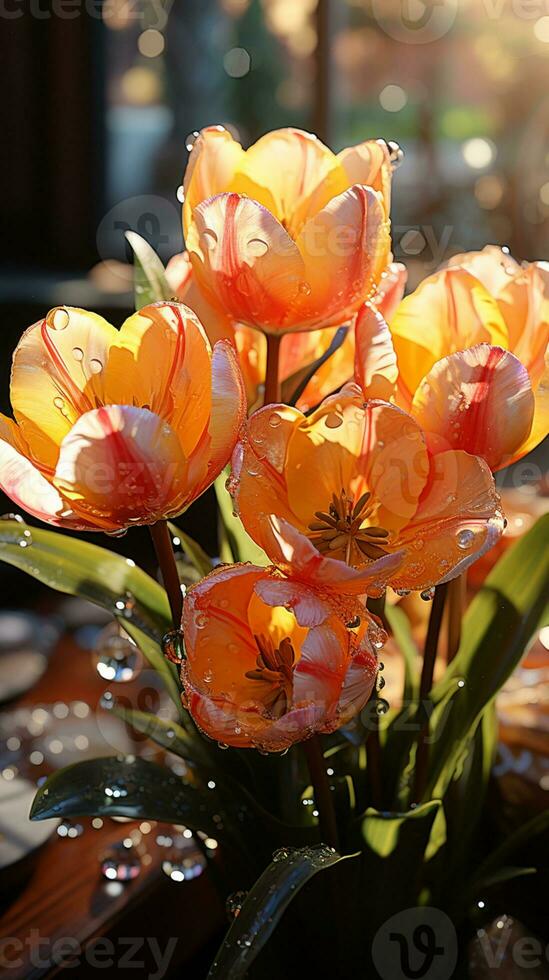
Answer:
top-left (2, 126), bottom-right (547, 753)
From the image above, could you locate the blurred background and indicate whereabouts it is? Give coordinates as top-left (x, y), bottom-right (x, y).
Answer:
top-left (0, 5), bottom-right (547, 973)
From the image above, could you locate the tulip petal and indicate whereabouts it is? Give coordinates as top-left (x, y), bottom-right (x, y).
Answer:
top-left (233, 128), bottom-right (346, 237)
top-left (190, 338), bottom-right (246, 498)
top-left (390, 268), bottom-right (509, 405)
top-left (373, 261), bottom-right (408, 322)
top-left (253, 577), bottom-right (330, 628)
top-left (337, 642), bottom-right (378, 723)
top-left (187, 193), bottom-right (307, 332)
top-left (183, 125), bottom-right (247, 238)
top-left (53, 405), bottom-right (188, 528)
top-left (292, 624), bottom-right (349, 709)
top-left (511, 357), bottom-right (548, 463)
top-left (10, 308), bottom-right (118, 471)
top-left (285, 391), bottom-right (429, 534)
top-left (295, 184), bottom-right (390, 330)
top-left (0, 417), bottom-right (92, 529)
top-left (446, 245), bottom-right (520, 295)
top-left (392, 451), bottom-right (504, 591)
top-left (167, 253), bottom-right (235, 345)
top-left (496, 261), bottom-right (549, 388)
top-left (354, 303), bottom-right (398, 401)
top-left (411, 344), bottom-right (535, 471)
top-left (265, 516), bottom-right (404, 597)
top-left (337, 138), bottom-right (392, 213)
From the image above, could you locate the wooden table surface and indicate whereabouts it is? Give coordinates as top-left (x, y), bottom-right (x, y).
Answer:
top-left (0, 629), bottom-right (225, 979)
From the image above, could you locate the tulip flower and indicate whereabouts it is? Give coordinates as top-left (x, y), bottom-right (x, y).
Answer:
top-left (181, 126), bottom-right (392, 335)
top-left (230, 385), bottom-right (504, 595)
top-left (0, 302), bottom-right (245, 531)
top-left (181, 562), bottom-right (381, 751)
top-left (364, 247), bottom-right (548, 470)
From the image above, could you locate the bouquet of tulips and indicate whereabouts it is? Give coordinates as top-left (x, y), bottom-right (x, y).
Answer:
top-left (1, 126), bottom-right (548, 976)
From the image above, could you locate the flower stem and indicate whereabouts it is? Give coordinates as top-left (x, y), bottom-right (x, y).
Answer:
top-left (263, 333), bottom-right (282, 406)
top-left (150, 520), bottom-right (183, 627)
top-left (365, 593), bottom-right (387, 809)
top-left (446, 573), bottom-right (465, 664)
top-left (304, 736), bottom-right (340, 851)
top-left (412, 582), bottom-right (448, 804)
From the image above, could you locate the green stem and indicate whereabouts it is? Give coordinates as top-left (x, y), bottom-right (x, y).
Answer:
top-left (150, 520), bottom-right (183, 627)
top-left (412, 582), bottom-right (448, 804)
top-left (446, 573), bottom-right (465, 664)
top-left (263, 333), bottom-right (282, 406)
top-left (304, 736), bottom-right (340, 851)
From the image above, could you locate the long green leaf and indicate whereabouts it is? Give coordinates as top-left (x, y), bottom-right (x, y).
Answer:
top-left (126, 231), bottom-right (172, 308)
top-left (425, 514), bottom-right (549, 800)
top-left (111, 704), bottom-right (215, 769)
top-left (214, 470), bottom-right (267, 565)
top-left (30, 756), bottom-right (256, 853)
top-left (0, 519), bottom-right (180, 704)
top-left (208, 847), bottom-right (357, 979)
top-left (168, 522), bottom-right (213, 578)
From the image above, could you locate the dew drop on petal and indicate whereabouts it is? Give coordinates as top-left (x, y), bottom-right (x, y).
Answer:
top-left (195, 613), bottom-right (208, 630)
top-left (324, 412), bottom-right (343, 429)
top-left (72, 347), bottom-right (84, 362)
top-left (269, 412), bottom-right (282, 428)
top-left (298, 281), bottom-right (311, 295)
top-left (89, 358), bottom-right (103, 375)
top-left (247, 238), bottom-right (269, 257)
top-left (48, 307), bottom-right (70, 331)
top-left (202, 229), bottom-right (218, 250)
top-left (162, 628), bottom-right (185, 664)
top-left (185, 131), bottom-right (200, 152)
top-left (456, 528), bottom-right (475, 551)
top-left (420, 587), bottom-right (435, 601)
top-left (176, 185), bottom-right (185, 203)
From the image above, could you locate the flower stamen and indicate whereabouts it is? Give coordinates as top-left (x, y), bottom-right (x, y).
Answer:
top-left (307, 488), bottom-right (390, 564)
top-left (245, 633), bottom-right (296, 718)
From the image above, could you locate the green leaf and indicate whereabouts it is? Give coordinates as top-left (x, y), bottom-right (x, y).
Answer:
top-left (425, 514), bottom-right (549, 800)
top-left (30, 756), bottom-right (255, 852)
top-left (0, 519), bottom-right (181, 707)
top-left (470, 810), bottom-right (549, 890)
top-left (126, 231), bottom-right (172, 309)
top-left (214, 470), bottom-right (267, 565)
top-left (168, 522), bottom-right (213, 578)
top-left (208, 847), bottom-right (357, 979)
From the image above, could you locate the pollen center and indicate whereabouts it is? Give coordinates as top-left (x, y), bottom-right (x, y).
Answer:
top-left (245, 633), bottom-right (296, 718)
top-left (307, 489), bottom-right (390, 565)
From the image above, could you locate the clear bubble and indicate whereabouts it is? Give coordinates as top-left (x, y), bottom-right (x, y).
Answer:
top-left (456, 528), bottom-right (475, 550)
top-left (93, 623), bottom-right (143, 683)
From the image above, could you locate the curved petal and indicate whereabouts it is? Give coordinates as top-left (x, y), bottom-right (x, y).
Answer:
top-left (0, 418), bottom-right (93, 530)
top-left (354, 303), bottom-right (398, 401)
top-left (373, 261), bottom-right (408, 322)
top-left (165, 250), bottom-right (193, 297)
top-left (337, 638), bottom-right (378, 723)
top-left (411, 345), bottom-right (535, 471)
top-left (182, 125), bottom-right (246, 238)
top-left (285, 390), bottom-right (429, 534)
top-left (166, 251), bottom-right (235, 345)
top-left (496, 261), bottom-right (549, 388)
top-left (264, 516), bottom-right (404, 598)
top-left (253, 576), bottom-right (331, 628)
top-left (10, 307), bottom-right (118, 471)
top-left (295, 328), bottom-right (356, 413)
top-left (509, 356), bottom-right (548, 463)
top-left (53, 406), bottom-right (188, 528)
top-left (389, 267), bottom-right (509, 403)
top-left (446, 245), bottom-right (520, 295)
top-left (292, 623), bottom-right (349, 709)
top-left (233, 128), bottom-right (346, 237)
top-left (189, 339), bottom-right (246, 499)
top-left (337, 138), bottom-right (392, 214)
top-left (392, 451), bottom-right (504, 591)
top-left (294, 184), bottom-right (390, 331)
top-left (187, 193), bottom-right (307, 333)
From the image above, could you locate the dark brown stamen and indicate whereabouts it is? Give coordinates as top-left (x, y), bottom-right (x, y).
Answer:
top-left (307, 488), bottom-right (391, 565)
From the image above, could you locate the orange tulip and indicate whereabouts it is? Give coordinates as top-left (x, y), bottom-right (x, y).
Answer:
top-left (0, 302), bottom-right (245, 531)
top-left (365, 247), bottom-right (548, 470)
top-left (181, 562), bottom-right (380, 751)
top-left (182, 126), bottom-right (392, 334)
top-left (229, 385), bottom-right (504, 595)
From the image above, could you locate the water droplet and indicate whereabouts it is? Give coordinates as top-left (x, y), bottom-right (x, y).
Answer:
top-left (195, 613), bottom-right (208, 630)
top-left (202, 229), bottom-right (218, 250)
top-left (269, 412), bottom-right (282, 428)
top-left (456, 528), bottom-right (475, 550)
top-left (176, 185), bottom-right (185, 203)
top-left (346, 615), bottom-right (361, 629)
top-left (48, 307), bottom-right (70, 330)
top-left (89, 358), bottom-right (103, 375)
top-left (217, 742), bottom-right (229, 750)
top-left (387, 139), bottom-right (404, 169)
top-left (324, 412), bottom-right (343, 429)
top-left (246, 459), bottom-right (261, 476)
top-left (377, 675), bottom-right (386, 690)
top-left (228, 642), bottom-right (239, 655)
top-left (185, 131), bottom-right (200, 152)
top-left (247, 238), bottom-right (268, 257)
top-left (394, 588), bottom-right (411, 598)
top-left (53, 396), bottom-right (65, 410)
top-left (272, 847), bottom-right (295, 862)
top-left (226, 890), bottom-right (247, 920)
top-left (72, 347), bottom-right (84, 361)
top-left (104, 779), bottom-right (128, 799)
top-left (298, 281), bottom-right (311, 295)
top-left (57, 819), bottom-right (84, 839)
top-left (162, 628), bottom-right (185, 664)
top-left (94, 623), bottom-right (142, 683)
top-left (420, 587), bottom-right (435, 601)
top-left (376, 698), bottom-right (389, 716)
top-left (161, 849), bottom-right (206, 882)
top-left (101, 842), bottom-right (141, 881)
